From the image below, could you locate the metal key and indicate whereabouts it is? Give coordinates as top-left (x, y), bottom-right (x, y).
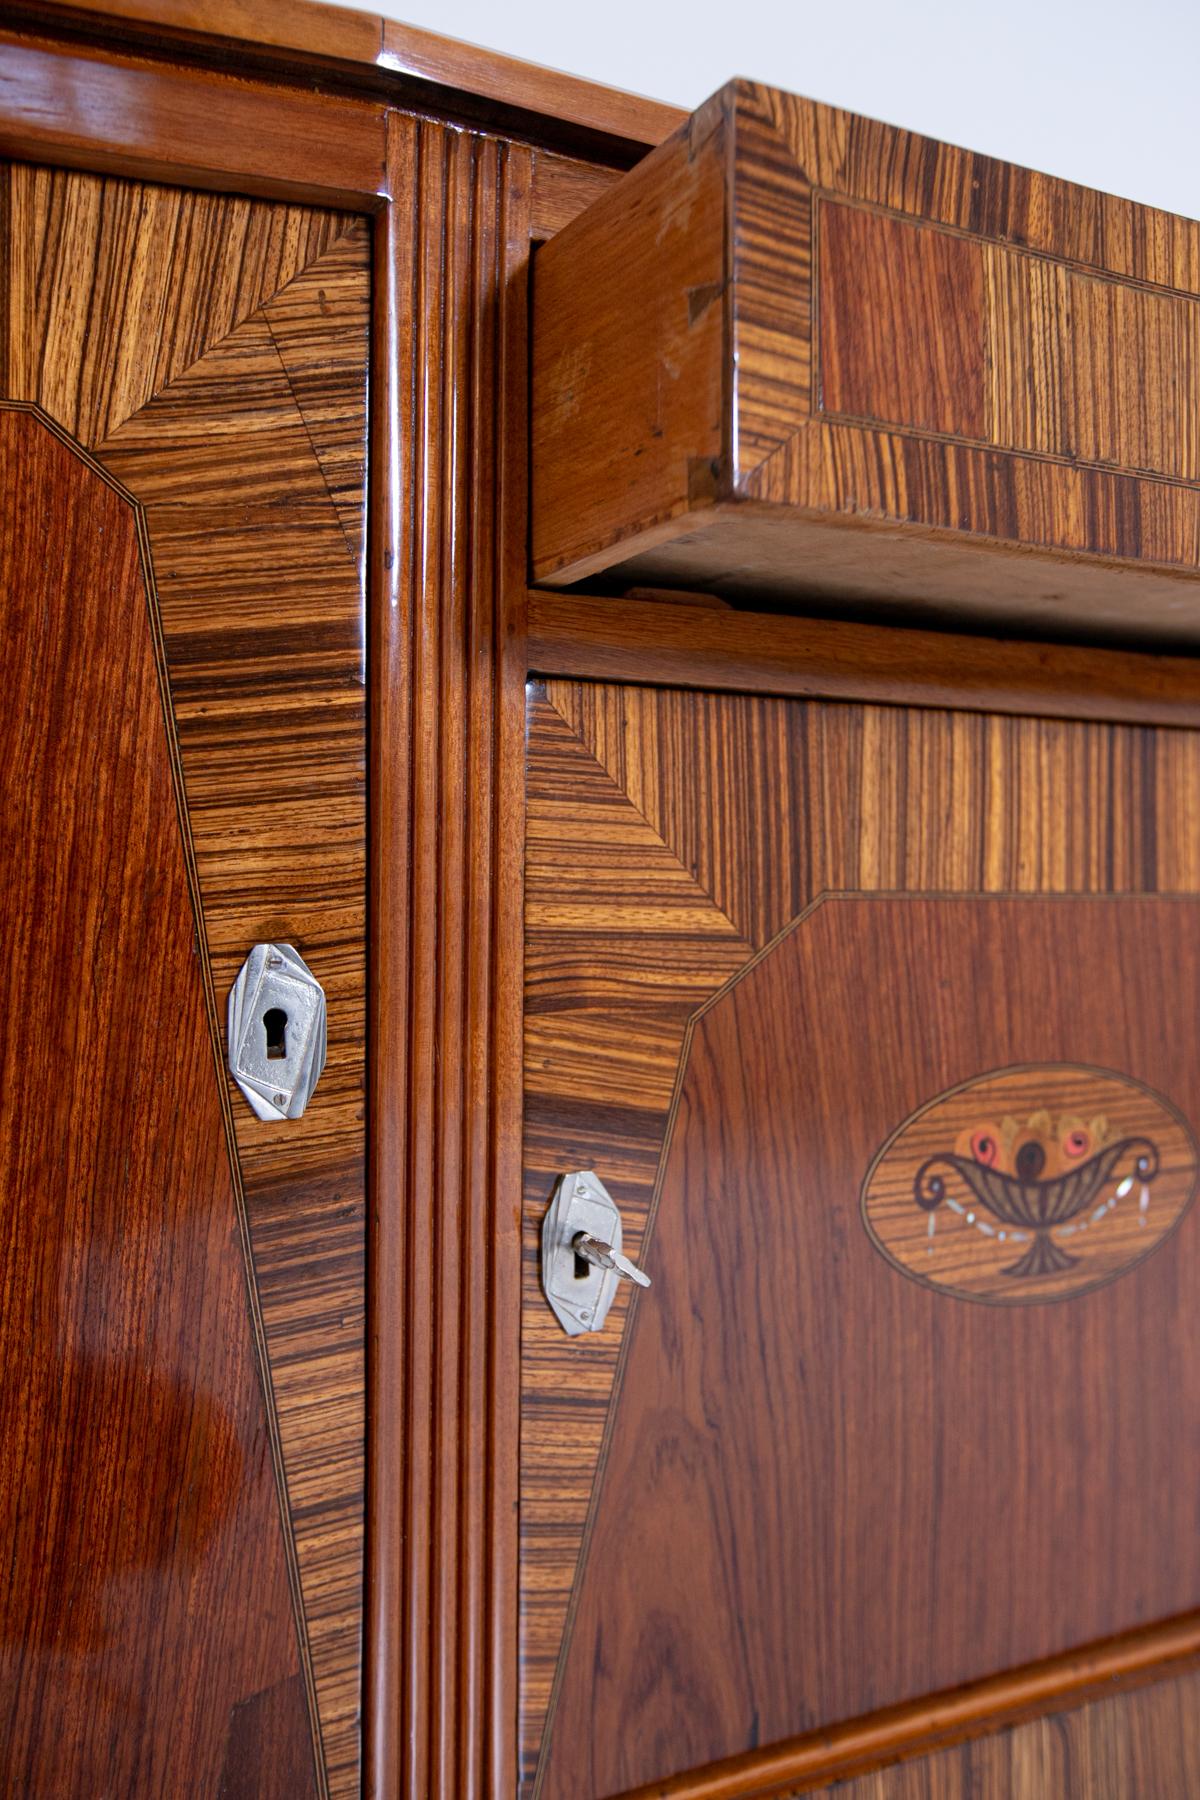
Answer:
top-left (572, 1231), bottom-right (652, 1288)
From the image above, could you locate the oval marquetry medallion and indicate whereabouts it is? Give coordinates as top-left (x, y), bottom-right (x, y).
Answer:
top-left (862, 1064), bottom-right (1199, 1303)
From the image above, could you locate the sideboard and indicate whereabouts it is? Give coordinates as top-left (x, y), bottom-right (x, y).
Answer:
top-left (3, 5), bottom-right (1200, 1796)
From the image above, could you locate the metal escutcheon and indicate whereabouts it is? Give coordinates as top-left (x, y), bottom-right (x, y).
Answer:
top-left (227, 943), bottom-right (326, 1121)
top-left (541, 1170), bottom-right (650, 1337)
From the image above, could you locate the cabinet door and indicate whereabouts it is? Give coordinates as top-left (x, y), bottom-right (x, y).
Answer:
top-left (521, 676), bottom-right (1200, 1798)
top-left (0, 160), bottom-right (368, 1797)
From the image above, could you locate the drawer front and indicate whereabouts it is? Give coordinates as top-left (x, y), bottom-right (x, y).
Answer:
top-left (532, 82), bottom-right (1200, 642)
top-left (521, 675), bottom-right (1200, 1798)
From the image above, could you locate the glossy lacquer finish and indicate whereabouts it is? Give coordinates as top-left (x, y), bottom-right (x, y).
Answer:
top-left (541, 895), bottom-right (1200, 1797)
top-left (0, 156), bottom-right (371, 1797)
top-left (0, 405), bottom-right (316, 1796)
top-left (522, 679), bottom-right (1200, 1796)
top-left (367, 114), bottom-right (532, 1800)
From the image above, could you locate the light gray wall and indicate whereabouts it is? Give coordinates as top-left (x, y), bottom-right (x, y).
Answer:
top-left (328, 0), bottom-right (1200, 220)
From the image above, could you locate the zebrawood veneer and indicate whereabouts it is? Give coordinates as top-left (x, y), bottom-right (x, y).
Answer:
top-left (11, 7), bottom-right (1200, 1796)
top-left (522, 677), bottom-right (1200, 1796)
top-left (1, 157), bottom-right (369, 1800)
top-left (532, 82), bottom-right (1200, 643)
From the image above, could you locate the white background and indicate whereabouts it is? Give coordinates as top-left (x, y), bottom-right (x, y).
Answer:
top-left (326, 0), bottom-right (1200, 220)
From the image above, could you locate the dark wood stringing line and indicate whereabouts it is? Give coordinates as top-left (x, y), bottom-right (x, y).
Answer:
top-left (0, 400), bottom-right (324, 1795)
top-left (523, 680), bottom-right (1200, 1793)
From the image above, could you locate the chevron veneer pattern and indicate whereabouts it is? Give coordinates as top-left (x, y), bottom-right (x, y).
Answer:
top-left (1, 159), bottom-right (369, 1800)
top-left (521, 676), bottom-right (1200, 1791)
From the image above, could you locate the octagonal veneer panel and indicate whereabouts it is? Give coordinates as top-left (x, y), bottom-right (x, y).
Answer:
top-left (0, 406), bottom-right (316, 1798)
top-left (539, 894), bottom-right (1200, 1799)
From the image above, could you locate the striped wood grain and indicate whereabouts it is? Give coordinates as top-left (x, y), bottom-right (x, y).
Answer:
top-left (521, 676), bottom-right (1200, 1791)
top-left (522, 685), bottom-right (752, 1791)
top-left (1, 158), bottom-right (368, 1799)
top-left (532, 80), bottom-right (1200, 634)
top-left (739, 80), bottom-right (1200, 500)
top-left (366, 114), bottom-right (534, 1800)
top-left (0, 162), bottom-right (348, 443)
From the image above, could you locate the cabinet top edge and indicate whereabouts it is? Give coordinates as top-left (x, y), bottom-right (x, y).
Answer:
top-left (14, 0), bottom-right (685, 158)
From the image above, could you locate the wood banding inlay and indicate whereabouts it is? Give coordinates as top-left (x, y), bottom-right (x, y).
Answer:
top-left (817, 198), bottom-right (1200, 485)
top-left (522, 679), bottom-right (1200, 1793)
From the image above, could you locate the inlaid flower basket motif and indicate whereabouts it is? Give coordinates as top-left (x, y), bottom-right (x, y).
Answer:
top-left (862, 1064), bottom-right (1199, 1302)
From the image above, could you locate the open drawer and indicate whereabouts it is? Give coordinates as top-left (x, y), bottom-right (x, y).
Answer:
top-left (531, 80), bottom-right (1200, 642)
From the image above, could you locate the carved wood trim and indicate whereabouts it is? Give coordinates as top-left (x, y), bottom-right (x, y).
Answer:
top-left (366, 110), bottom-right (530, 1800)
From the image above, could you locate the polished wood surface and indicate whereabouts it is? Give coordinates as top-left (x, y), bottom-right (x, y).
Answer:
top-left (521, 687), bottom-right (752, 1790)
top-left (28, 0), bottom-right (386, 64)
top-left (522, 677), bottom-right (1200, 1796)
top-left (99, 227), bottom-right (371, 1800)
top-left (532, 93), bottom-right (726, 576)
top-left (14, 10), bottom-right (1200, 1795)
top-left (366, 113), bottom-right (531, 1800)
top-left (819, 198), bottom-right (1198, 479)
top-left (378, 18), bottom-right (682, 155)
top-left (531, 149), bottom-right (623, 239)
top-left (0, 29), bottom-right (387, 205)
top-left (618, 1616), bottom-right (1200, 1798)
top-left (18, 0), bottom-right (681, 156)
top-left (823, 1656), bottom-right (1200, 1800)
top-left (542, 895), bottom-right (1200, 1797)
top-left (2, 160), bottom-right (351, 441)
top-left (532, 81), bottom-right (1200, 642)
top-left (526, 592), bottom-right (1200, 728)
top-left (0, 20), bottom-right (660, 1789)
top-left (2, 157), bottom-right (370, 1798)
top-left (862, 1063), bottom-right (1197, 1300)
top-left (0, 402), bottom-right (316, 1797)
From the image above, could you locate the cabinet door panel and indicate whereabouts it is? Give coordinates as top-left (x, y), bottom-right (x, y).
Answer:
top-left (0, 404), bottom-right (317, 1798)
top-left (0, 158), bottom-right (369, 1798)
top-left (521, 679), bottom-right (1200, 1798)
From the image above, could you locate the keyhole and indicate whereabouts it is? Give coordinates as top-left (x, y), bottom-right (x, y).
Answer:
top-left (263, 1007), bottom-right (288, 1060)
top-left (573, 1248), bottom-right (591, 1280)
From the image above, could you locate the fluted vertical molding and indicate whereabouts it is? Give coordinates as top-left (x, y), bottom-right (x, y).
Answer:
top-left (367, 110), bottom-right (530, 1800)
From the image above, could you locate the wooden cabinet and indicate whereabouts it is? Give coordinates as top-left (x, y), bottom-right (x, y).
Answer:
top-left (533, 81), bottom-right (1200, 642)
top-left (4, 9), bottom-right (1200, 1800)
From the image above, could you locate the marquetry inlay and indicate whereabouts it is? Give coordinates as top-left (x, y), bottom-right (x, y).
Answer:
top-left (862, 1062), bottom-right (1199, 1302)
